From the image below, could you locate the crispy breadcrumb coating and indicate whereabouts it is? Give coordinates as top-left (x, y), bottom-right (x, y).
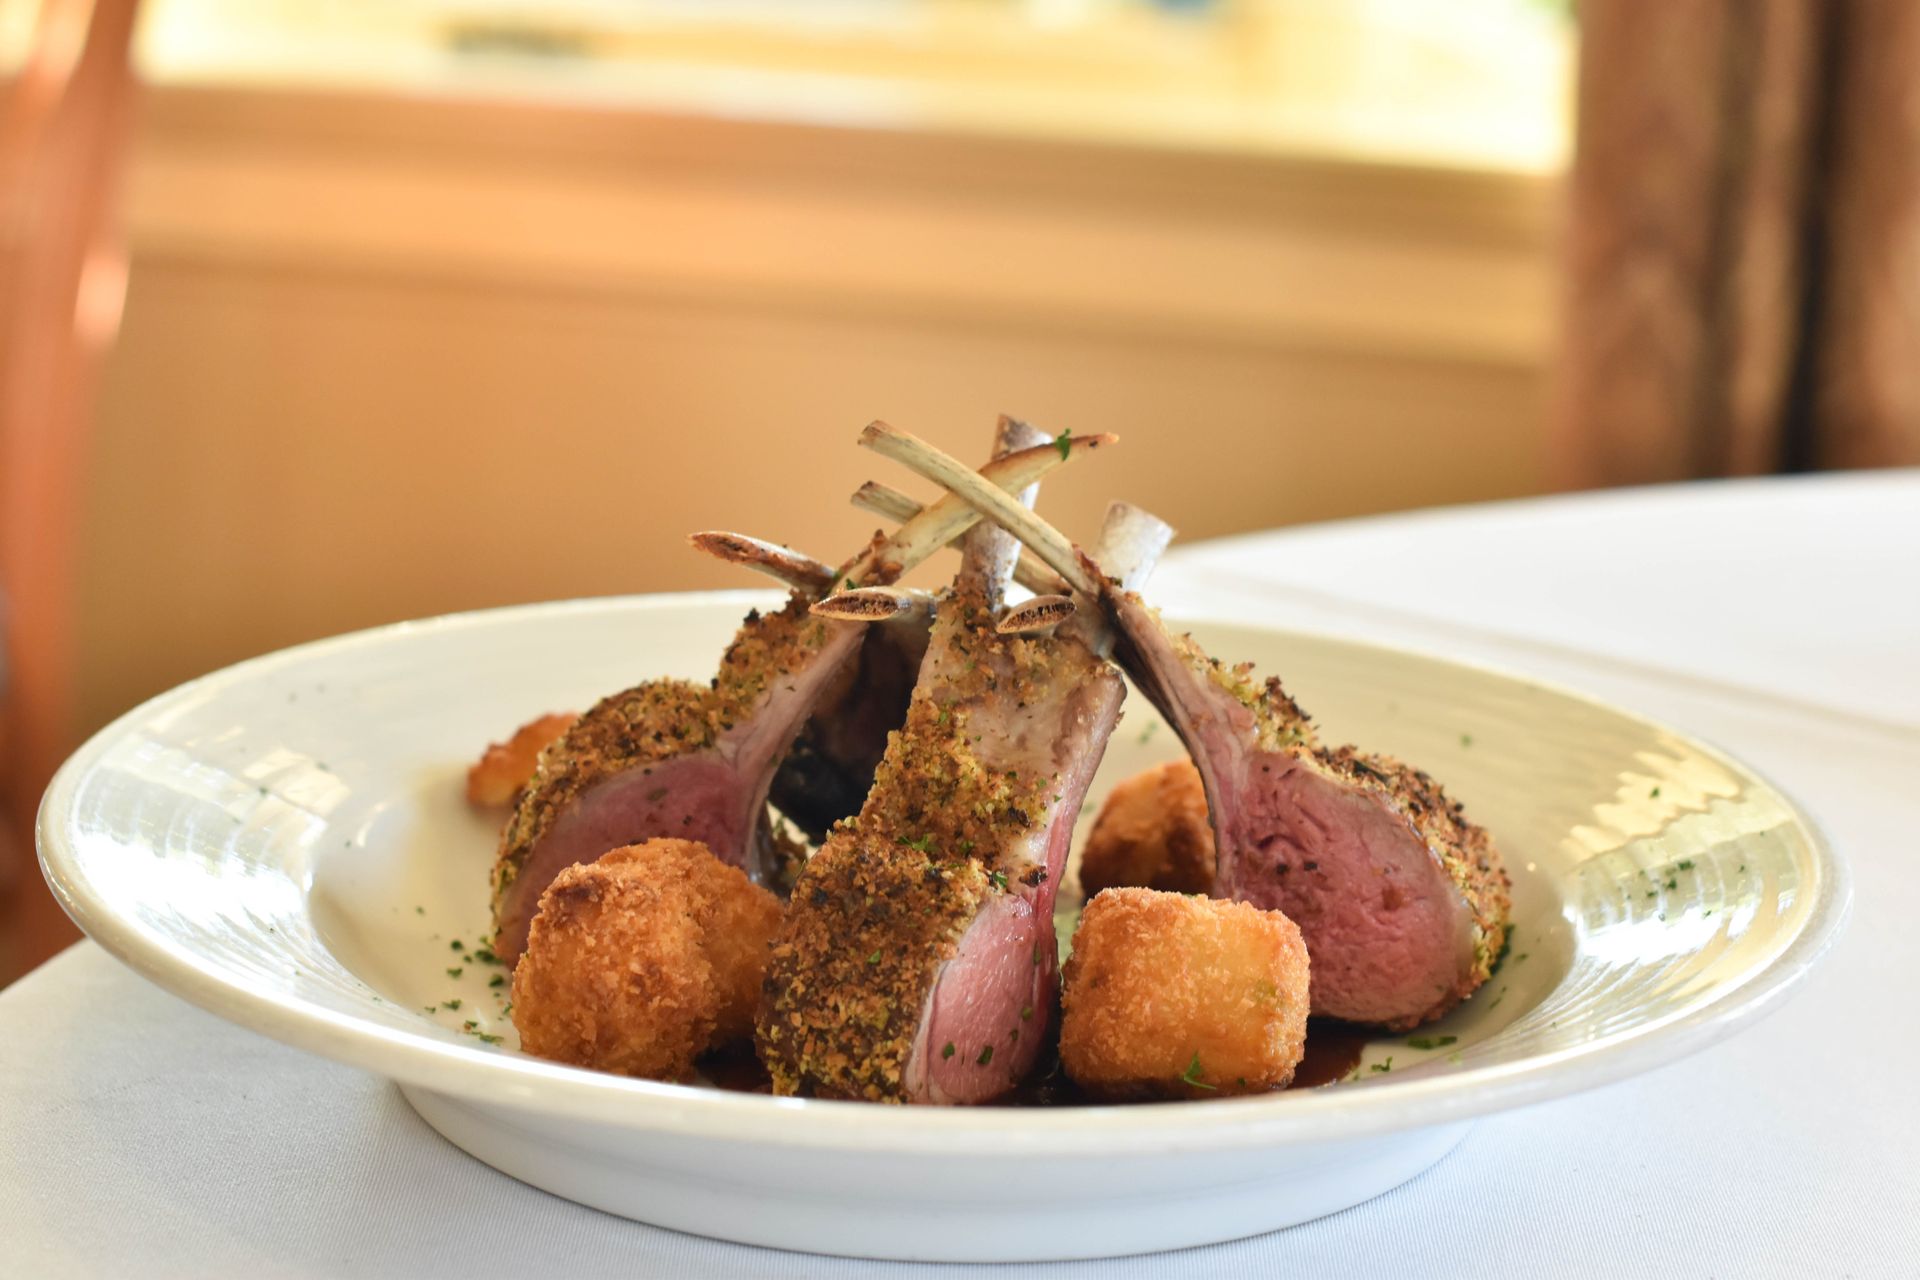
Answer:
top-left (1132, 600), bottom-right (1511, 1016)
top-left (756, 834), bottom-right (992, 1100)
top-left (756, 579), bottom-right (1102, 1101)
top-left (466, 711), bottom-right (579, 807)
top-left (510, 839), bottom-right (782, 1080)
top-left (1077, 759), bottom-right (1215, 897)
top-left (492, 596), bottom-right (827, 909)
top-left (1060, 888), bottom-right (1309, 1099)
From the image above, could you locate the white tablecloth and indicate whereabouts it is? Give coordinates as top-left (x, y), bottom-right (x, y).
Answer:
top-left (5, 471), bottom-right (1916, 1278)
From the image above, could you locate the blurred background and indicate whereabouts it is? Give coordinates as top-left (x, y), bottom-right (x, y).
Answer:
top-left (2, 0), bottom-right (1914, 984)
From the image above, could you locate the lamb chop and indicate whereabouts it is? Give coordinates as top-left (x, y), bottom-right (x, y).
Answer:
top-left (877, 423), bottom-right (1510, 1030)
top-left (766, 451), bottom-right (1071, 843)
top-left (757, 465), bottom-right (1170, 1101)
top-left (488, 426), bottom-right (1113, 966)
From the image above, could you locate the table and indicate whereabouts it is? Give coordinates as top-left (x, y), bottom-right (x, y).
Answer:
top-left (5, 470), bottom-right (1916, 1278)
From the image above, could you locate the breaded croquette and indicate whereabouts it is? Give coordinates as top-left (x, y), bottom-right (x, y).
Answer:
top-left (510, 839), bottom-right (781, 1079)
top-left (466, 711), bottom-right (578, 808)
top-left (1077, 759), bottom-right (1215, 896)
top-left (1060, 887), bottom-right (1309, 1099)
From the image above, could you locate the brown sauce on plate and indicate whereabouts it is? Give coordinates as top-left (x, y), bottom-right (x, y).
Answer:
top-left (699, 1047), bottom-right (773, 1094)
top-left (1286, 1018), bottom-right (1371, 1089)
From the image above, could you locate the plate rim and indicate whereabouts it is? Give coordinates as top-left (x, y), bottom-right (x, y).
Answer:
top-left (37, 591), bottom-right (1852, 1155)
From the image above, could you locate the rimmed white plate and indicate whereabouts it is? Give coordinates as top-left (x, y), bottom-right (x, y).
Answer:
top-left (39, 593), bottom-right (1847, 1262)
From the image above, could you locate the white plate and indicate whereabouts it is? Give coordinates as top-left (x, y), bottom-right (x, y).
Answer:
top-left (38, 592), bottom-right (1847, 1262)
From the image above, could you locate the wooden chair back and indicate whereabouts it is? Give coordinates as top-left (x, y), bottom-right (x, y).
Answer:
top-left (0, 0), bottom-right (139, 982)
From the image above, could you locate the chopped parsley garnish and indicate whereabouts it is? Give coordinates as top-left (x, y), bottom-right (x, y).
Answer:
top-left (1459, 733), bottom-right (1473, 748)
top-left (1180, 1052), bottom-right (1217, 1090)
top-left (489, 975), bottom-right (506, 988)
top-left (900, 834), bottom-right (935, 853)
top-left (976, 1045), bottom-right (995, 1066)
top-left (1020, 1005), bottom-right (1033, 1022)
top-left (866, 949), bottom-right (883, 965)
top-left (988, 870), bottom-right (1008, 892)
top-left (1052, 428), bottom-right (1072, 461)
top-left (446, 967), bottom-right (463, 979)
top-left (414, 906), bottom-right (425, 915)
top-left (1407, 1034), bottom-right (1457, 1050)
top-left (474, 947), bottom-right (499, 965)
top-left (942, 1042), bottom-right (955, 1060)
top-left (449, 940), bottom-right (464, 952)
top-left (1650, 786), bottom-right (1661, 798)
top-left (1138, 720), bottom-right (1159, 745)
top-left (441, 999), bottom-right (462, 1011)
top-left (475, 1032), bottom-right (503, 1046)
top-left (1676, 859), bottom-right (1694, 871)
top-left (1369, 1057), bottom-right (1394, 1074)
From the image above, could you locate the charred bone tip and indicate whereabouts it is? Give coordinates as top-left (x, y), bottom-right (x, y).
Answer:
top-left (688, 531), bottom-right (837, 593)
top-left (810, 587), bottom-right (920, 621)
top-left (996, 595), bottom-right (1077, 634)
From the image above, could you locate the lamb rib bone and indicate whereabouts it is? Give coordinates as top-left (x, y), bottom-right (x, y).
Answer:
top-left (686, 433), bottom-right (1109, 595)
top-left (762, 420), bottom-right (1090, 842)
top-left (841, 429), bottom-right (1115, 588)
top-left (887, 432), bottom-right (1512, 1029)
top-left (685, 532), bottom-right (836, 595)
top-left (491, 423), bottom-right (1109, 964)
top-left (758, 491), bottom-right (1167, 1102)
top-left (860, 420), bottom-right (1101, 596)
top-left (852, 481), bottom-right (1065, 596)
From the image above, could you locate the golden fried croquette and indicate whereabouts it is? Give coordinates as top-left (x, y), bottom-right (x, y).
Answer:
top-left (1077, 760), bottom-right (1215, 897)
top-left (466, 711), bottom-right (579, 807)
top-left (597, 841), bottom-right (783, 1044)
top-left (1060, 887), bottom-right (1309, 1099)
top-left (510, 839), bottom-right (781, 1080)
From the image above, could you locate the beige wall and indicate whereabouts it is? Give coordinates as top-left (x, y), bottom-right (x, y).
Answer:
top-left (75, 87), bottom-right (1555, 739)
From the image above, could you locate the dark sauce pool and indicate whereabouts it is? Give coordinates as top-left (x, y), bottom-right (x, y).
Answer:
top-left (698, 1018), bottom-right (1370, 1103)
